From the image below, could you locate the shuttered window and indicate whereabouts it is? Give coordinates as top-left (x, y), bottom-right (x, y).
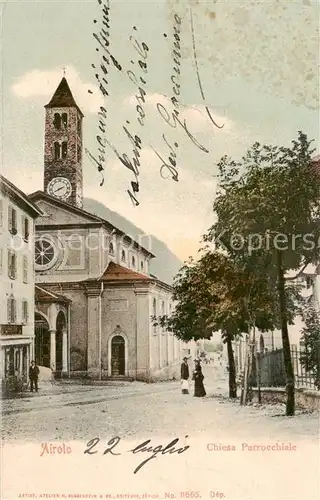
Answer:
top-left (152, 298), bottom-right (157, 335)
top-left (23, 255), bottom-right (28, 283)
top-left (8, 206), bottom-right (17, 234)
top-left (22, 216), bottom-right (29, 241)
top-left (7, 295), bottom-right (16, 323)
top-left (22, 300), bottom-right (29, 324)
top-left (8, 250), bottom-right (17, 279)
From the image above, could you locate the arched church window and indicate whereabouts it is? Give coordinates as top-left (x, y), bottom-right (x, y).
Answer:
top-left (53, 113), bottom-right (61, 130)
top-left (161, 301), bottom-right (165, 334)
top-left (121, 250), bottom-right (126, 262)
top-left (54, 142), bottom-right (61, 160)
top-left (62, 142), bottom-right (68, 159)
top-left (152, 298), bottom-right (157, 334)
top-left (62, 113), bottom-right (68, 127)
top-left (132, 256), bottom-right (136, 268)
top-left (109, 242), bottom-right (114, 255)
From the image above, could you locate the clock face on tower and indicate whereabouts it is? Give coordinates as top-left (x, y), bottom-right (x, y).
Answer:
top-left (47, 177), bottom-right (72, 200)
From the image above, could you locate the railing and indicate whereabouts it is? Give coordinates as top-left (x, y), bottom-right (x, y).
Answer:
top-left (243, 345), bottom-right (319, 391)
top-left (290, 344), bottom-right (318, 390)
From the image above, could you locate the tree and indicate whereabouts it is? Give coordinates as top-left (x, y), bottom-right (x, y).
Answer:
top-left (155, 251), bottom-right (282, 399)
top-left (206, 132), bottom-right (320, 415)
top-left (300, 297), bottom-right (320, 389)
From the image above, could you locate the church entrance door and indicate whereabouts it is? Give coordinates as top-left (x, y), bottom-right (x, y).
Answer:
top-left (35, 313), bottom-right (50, 368)
top-left (111, 336), bottom-right (125, 376)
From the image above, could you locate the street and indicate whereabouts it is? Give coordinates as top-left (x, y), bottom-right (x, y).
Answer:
top-left (2, 364), bottom-right (319, 500)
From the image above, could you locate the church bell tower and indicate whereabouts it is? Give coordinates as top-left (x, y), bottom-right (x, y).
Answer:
top-left (44, 77), bottom-right (84, 208)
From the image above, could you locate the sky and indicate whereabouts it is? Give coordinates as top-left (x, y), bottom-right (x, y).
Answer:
top-left (0, 0), bottom-right (319, 261)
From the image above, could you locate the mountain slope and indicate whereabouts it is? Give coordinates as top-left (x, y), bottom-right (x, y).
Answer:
top-left (83, 198), bottom-right (182, 285)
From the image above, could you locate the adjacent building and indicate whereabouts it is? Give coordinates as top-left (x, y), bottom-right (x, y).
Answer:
top-left (0, 175), bottom-right (42, 382)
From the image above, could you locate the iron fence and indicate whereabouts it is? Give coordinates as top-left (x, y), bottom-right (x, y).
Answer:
top-left (249, 345), bottom-right (319, 391)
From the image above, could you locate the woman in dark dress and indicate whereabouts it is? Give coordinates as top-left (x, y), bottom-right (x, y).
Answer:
top-left (193, 360), bottom-right (206, 397)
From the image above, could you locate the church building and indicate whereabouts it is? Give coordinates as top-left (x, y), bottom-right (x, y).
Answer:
top-left (29, 77), bottom-right (185, 381)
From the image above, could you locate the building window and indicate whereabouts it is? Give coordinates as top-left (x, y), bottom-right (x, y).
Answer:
top-left (62, 141), bottom-right (68, 159)
top-left (121, 249), bottom-right (126, 262)
top-left (35, 239), bottom-right (56, 269)
top-left (109, 242), bottom-right (114, 255)
top-left (132, 256), bottom-right (136, 268)
top-left (54, 142), bottom-right (61, 160)
top-left (22, 216), bottom-right (29, 241)
top-left (8, 250), bottom-right (17, 279)
top-left (141, 261), bottom-right (144, 271)
top-left (161, 301), bottom-right (165, 335)
top-left (22, 300), bottom-right (29, 324)
top-left (306, 276), bottom-right (313, 289)
top-left (23, 255), bottom-right (28, 283)
top-left (152, 298), bottom-right (157, 335)
top-left (53, 113), bottom-right (61, 129)
top-left (62, 113), bottom-right (68, 127)
top-left (8, 206), bottom-right (17, 234)
top-left (7, 295), bottom-right (16, 323)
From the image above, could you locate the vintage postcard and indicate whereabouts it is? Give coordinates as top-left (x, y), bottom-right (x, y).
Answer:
top-left (0, 0), bottom-right (319, 499)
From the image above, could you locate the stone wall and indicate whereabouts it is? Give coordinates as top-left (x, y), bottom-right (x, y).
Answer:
top-left (252, 388), bottom-right (320, 411)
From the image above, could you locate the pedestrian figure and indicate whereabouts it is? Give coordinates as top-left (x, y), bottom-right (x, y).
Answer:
top-left (29, 360), bottom-right (40, 392)
top-left (180, 357), bottom-right (190, 394)
top-left (193, 359), bottom-right (206, 397)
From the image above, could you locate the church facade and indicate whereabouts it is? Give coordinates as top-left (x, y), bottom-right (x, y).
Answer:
top-left (29, 77), bottom-right (186, 381)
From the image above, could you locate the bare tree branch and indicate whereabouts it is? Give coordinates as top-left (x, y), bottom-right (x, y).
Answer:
top-left (285, 259), bottom-right (312, 281)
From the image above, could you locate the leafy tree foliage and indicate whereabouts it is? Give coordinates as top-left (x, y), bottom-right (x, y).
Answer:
top-left (207, 132), bottom-right (319, 273)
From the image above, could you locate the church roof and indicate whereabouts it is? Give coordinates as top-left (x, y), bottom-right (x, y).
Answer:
top-left (29, 191), bottom-right (155, 257)
top-left (100, 261), bottom-right (151, 282)
top-left (35, 285), bottom-right (71, 303)
top-left (45, 77), bottom-right (84, 116)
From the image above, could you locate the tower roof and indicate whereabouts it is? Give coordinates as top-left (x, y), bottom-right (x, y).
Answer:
top-left (45, 77), bottom-right (83, 116)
